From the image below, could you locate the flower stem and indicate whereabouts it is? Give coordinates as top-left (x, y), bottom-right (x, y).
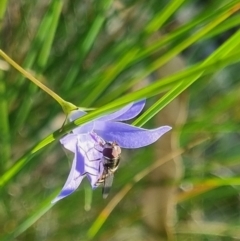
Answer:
top-left (0, 49), bottom-right (78, 114)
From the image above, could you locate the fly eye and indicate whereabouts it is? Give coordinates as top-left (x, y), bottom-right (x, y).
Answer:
top-left (103, 148), bottom-right (114, 159)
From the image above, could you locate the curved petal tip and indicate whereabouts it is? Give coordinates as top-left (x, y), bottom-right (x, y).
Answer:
top-left (95, 121), bottom-right (172, 148)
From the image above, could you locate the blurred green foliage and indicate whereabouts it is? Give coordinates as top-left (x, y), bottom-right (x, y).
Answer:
top-left (0, 0), bottom-right (240, 240)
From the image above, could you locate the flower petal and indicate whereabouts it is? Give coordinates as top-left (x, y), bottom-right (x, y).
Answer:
top-left (60, 133), bottom-right (78, 153)
top-left (114, 99), bottom-right (146, 121)
top-left (98, 103), bottom-right (134, 122)
top-left (51, 145), bottom-right (85, 203)
top-left (68, 109), bottom-right (94, 134)
top-left (98, 100), bottom-right (145, 122)
top-left (68, 109), bottom-right (86, 122)
top-left (86, 167), bottom-right (103, 188)
top-left (72, 122), bottom-right (94, 134)
top-left (93, 121), bottom-right (172, 148)
top-left (77, 134), bottom-right (103, 187)
top-left (77, 134), bottom-right (102, 163)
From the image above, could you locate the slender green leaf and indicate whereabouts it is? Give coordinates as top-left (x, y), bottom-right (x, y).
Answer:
top-left (145, 0), bottom-right (186, 33)
top-left (37, 0), bottom-right (63, 68)
top-left (0, 73), bottom-right (10, 167)
top-left (96, 2), bottom-right (240, 105)
top-left (1, 191), bottom-right (58, 241)
top-left (62, 0), bottom-right (114, 90)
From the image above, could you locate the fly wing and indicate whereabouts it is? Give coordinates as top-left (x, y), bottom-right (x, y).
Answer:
top-left (102, 174), bottom-right (114, 199)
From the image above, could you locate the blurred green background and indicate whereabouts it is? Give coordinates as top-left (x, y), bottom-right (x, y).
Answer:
top-left (1, 0), bottom-right (240, 240)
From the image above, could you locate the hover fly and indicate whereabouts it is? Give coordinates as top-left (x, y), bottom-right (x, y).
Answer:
top-left (96, 140), bottom-right (121, 198)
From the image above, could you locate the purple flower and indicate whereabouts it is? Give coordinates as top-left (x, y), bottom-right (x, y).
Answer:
top-left (52, 100), bottom-right (171, 203)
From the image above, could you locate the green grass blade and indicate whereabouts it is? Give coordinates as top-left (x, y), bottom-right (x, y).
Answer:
top-left (203, 14), bottom-right (240, 40)
top-left (0, 0), bottom-right (8, 23)
top-left (1, 191), bottom-right (58, 241)
top-left (37, 0), bottom-right (63, 68)
top-left (2, 1), bottom-right (240, 240)
top-left (145, 0), bottom-right (186, 34)
top-left (133, 82), bottom-right (186, 127)
top-left (1, 48), bottom-right (240, 188)
top-left (1, 27), bottom-right (240, 187)
top-left (138, 0), bottom-right (240, 61)
top-left (0, 132), bottom-right (54, 186)
top-left (185, 86), bottom-right (240, 132)
top-left (0, 73), bottom-right (10, 167)
top-left (12, 1), bottom-right (63, 134)
top-left (133, 29), bottom-right (240, 126)
top-left (96, 2), bottom-right (240, 105)
top-left (62, 0), bottom-right (114, 90)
